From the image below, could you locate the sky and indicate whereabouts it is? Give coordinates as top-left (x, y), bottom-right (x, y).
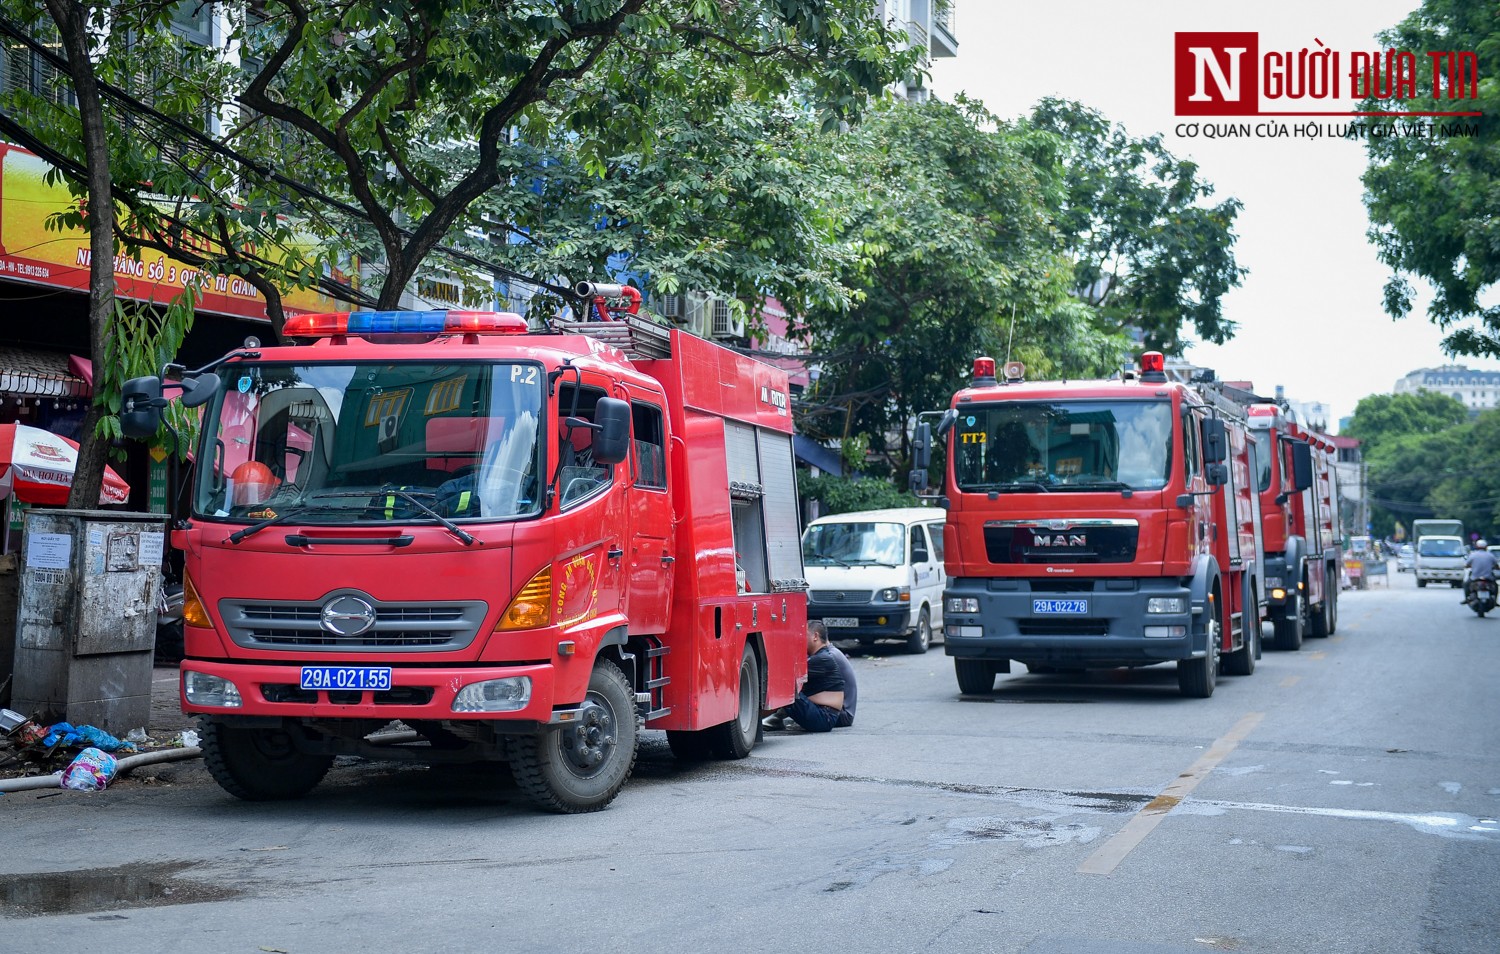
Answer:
top-left (928, 0), bottom-right (1499, 431)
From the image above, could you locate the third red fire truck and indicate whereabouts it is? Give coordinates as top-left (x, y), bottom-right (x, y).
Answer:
top-left (121, 285), bottom-right (808, 812)
top-left (913, 352), bottom-right (1265, 698)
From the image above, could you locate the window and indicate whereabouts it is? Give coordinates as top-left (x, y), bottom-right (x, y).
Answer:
top-left (631, 402), bottom-right (666, 490)
top-left (1182, 406), bottom-right (1201, 484)
top-left (909, 525), bottom-right (929, 564)
top-left (557, 383), bottom-right (613, 508)
top-left (926, 523), bottom-right (945, 561)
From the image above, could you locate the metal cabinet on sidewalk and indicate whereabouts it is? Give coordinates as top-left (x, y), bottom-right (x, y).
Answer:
top-left (9, 509), bottom-right (167, 731)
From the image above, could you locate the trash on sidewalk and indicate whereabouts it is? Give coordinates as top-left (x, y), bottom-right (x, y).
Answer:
top-left (41, 722), bottom-right (138, 754)
top-left (60, 747), bottom-right (118, 792)
top-left (179, 728), bottom-right (200, 748)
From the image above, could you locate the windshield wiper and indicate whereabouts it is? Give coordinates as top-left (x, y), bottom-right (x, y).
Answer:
top-left (1054, 480), bottom-right (1134, 493)
top-left (226, 504), bottom-right (344, 544)
top-left (985, 481), bottom-right (1052, 494)
top-left (811, 556), bottom-right (852, 567)
top-left (365, 487), bottom-right (476, 546)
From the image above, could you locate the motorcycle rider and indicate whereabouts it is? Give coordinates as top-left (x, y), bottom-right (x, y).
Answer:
top-left (1463, 539), bottom-right (1497, 604)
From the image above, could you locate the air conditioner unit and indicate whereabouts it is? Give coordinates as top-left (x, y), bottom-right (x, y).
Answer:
top-left (711, 298), bottom-right (745, 339)
top-left (659, 294), bottom-right (685, 322)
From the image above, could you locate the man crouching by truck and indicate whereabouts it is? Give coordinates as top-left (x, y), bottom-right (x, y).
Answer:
top-left (763, 622), bottom-right (858, 732)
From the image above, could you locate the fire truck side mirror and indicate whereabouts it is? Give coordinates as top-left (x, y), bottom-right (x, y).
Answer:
top-left (912, 422), bottom-right (933, 470)
top-left (1200, 418), bottom-right (1227, 464)
top-left (1290, 440), bottom-right (1314, 491)
top-left (1206, 462), bottom-right (1229, 487)
top-left (180, 371), bottom-right (222, 409)
top-left (908, 468), bottom-right (928, 494)
top-left (590, 397), bottom-right (631, 465)
top-left (120, 376), bottom-right (164, 439)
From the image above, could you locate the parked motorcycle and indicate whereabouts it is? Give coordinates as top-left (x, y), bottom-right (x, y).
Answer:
top-left (1465, 576), bottom-right (1497, 618)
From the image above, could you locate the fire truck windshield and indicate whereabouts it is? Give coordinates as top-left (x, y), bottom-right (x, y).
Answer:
top-left (953, 400), bottom-right (1173, 493)
top-left (195, 361), bottom-right (544, 523)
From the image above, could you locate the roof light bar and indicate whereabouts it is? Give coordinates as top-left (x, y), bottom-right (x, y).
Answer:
top-left (283, 310), bottom-right (528, 339)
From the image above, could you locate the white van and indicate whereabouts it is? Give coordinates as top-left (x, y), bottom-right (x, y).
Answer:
top-left (1415, 534), bottom-right (1466, 588)
top-left (801, 508), bottom-right (947, 653)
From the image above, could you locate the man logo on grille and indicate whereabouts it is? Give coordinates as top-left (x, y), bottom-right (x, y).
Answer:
top-left (321, 595), bottom-right (377, 636)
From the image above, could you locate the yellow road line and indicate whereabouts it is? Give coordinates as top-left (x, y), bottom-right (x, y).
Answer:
top-left (1306, 652), bottom-right (1327, 661)
top-left (1078, 711), bottom-right (1265, 876)
top-left (1279, 675), bottom-right (1301, 688)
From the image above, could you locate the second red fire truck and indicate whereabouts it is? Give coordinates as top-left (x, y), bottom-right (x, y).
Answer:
top-left (914, 353), bottom-right (1265, 698)
top-left (121, 286), bottom-right (808, 812)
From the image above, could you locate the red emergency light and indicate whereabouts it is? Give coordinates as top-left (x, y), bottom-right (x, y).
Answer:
top-left (283, 310), bottom-right (529, 339)
top-left (972, 356), bottom-right (997, 385)
top-left (1139, 351), bottom-right (1167, 383)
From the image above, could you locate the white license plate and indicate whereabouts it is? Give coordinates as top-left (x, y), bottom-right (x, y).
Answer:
top-left (1032, 599), bottom-right (1088, 615)
top-left (822, 617), bottom-right (859, 628)
top-left (299, 666), bottom-right (392, 691)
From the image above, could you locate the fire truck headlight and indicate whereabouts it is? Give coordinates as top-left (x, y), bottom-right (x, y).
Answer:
top-left (453, 677), bottom-right (532, 713)
top-left (947, 597), bottom-right (979, 614)
top-left (184, 671), bottom-right (242, 708)
top-left (1146, 598), bottom-right (1186, 614)
top-left (1271, 588), bottom-right (1287, 600)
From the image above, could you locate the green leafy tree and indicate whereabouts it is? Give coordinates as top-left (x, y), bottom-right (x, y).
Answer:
top-left (1362, 0), bottom-right (1500, 356)
top-left (231, 0), bottom-right (913, 315)
top-left (1345, 391), bottom-right (1470, 535)
top-left (799, 473), bottom-right (919, 516)
top-left (1024, 98), bottom-right (1246, 353)
top-left (1428, 410), bottom-right (1500, 538)
top-left (796, 97), bottom-right (1123, 472)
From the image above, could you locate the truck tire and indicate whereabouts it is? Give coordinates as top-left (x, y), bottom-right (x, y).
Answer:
top-left (511, 659), bottom-right (638, 813)
top-left (1178, 591), bottom-right (1220, 698)
top-left (1309, 569), bottom-right (1333, 638)
top-left (707, 645), bottom-right (761, 759)
top-left (955, 658), bottom-right (995, 695)
top-left (1417, 579), bottom-right (1427, 588)
top-left (904, 607), bottom-right (933, 654)
top-left (1271, 594), bottom-right (1304, 652)
top-left (200, 719), bottom-right (334, 801)
top-left (1325, 576), bottom-right (1338, 634)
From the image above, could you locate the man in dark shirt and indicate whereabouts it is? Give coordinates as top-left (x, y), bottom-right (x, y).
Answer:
top-left (763, 621), bottom-right (857, 732)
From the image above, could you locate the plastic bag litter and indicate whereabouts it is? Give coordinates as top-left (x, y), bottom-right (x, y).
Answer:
top-left (60, 748), bottom-right (118, 791)
top-left (179, 729), bottom-right (200, 748)
top-left (125, 727), bottom-right (151, 745)
top-left (41, 722), bottom-right (136, 753)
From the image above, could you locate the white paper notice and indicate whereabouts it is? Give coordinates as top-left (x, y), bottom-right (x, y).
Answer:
top-left (138, 531), bottom-right (165, 568)
top-left (26, 532), bottom-right (72, 570)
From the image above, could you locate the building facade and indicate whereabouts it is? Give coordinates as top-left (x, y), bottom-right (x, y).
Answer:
top-left (1394, 365), bottom-right (1500, 413)
top-left (876, 0), bottom-right (958, 101)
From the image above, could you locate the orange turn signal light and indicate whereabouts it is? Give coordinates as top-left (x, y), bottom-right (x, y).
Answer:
top-left (498, 566), bottom-right (552, 631)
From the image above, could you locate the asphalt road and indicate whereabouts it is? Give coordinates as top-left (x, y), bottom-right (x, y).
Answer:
top-left (4, 564), bottom-right (1497, 953)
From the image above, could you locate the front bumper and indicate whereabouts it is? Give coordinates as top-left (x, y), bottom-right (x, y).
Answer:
top-left (180, 660), bottom-right (560, 723)
top-left (806, 603), bottom-right (912, 638)
top-left (1417, 569), bottom-right (1465, 581)
top-left (941, 577), bottom-right (1201, 668)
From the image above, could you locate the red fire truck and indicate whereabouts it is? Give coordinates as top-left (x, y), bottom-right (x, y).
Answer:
top-left (1238, 399), bottom-right (1341, 650)
top-left (912, 353), bottom-right (1264, 698)
top-left (120, 286), bottom-right (808, 812)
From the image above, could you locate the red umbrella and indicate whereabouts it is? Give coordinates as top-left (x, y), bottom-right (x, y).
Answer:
top-left (0, 423), bottom-right (130, 506)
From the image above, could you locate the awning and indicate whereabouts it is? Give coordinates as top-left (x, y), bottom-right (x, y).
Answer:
top-left (0, 347), bottom-right (91, 397)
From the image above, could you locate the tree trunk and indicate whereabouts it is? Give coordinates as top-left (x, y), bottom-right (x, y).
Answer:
top-left (45, 0), bottom-right (115, 510)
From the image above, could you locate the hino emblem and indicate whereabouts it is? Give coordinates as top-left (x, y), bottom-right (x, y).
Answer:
top-left (321, 594), bottom-right (377, 636)
top-left (1032, 533), bottom-right (1086, 547)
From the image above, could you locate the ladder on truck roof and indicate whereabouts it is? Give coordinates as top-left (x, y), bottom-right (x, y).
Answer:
top-left (552, 314), bottom-right (673, 360)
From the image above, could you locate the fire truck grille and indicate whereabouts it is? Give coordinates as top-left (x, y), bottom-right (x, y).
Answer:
top-left (809, 590), bottom-right (873, 603)
top-left (984, 525), bottom-right (1139, 565)
top-left (221, 599), bottom-right (488, 652)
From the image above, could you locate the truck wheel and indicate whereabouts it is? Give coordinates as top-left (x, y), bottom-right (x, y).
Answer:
top-left (511, 660), bottom-right (638, 813)
top-left (904, 608), bottom-right (933, 654)
top-left (1309, 572), bottom-right (1333, 638)
top-left (1178, 593), bottom-right (1220, 698)
top-left (200, 720), bottom-right (333, 801)
top-left (707, 645), bottom-right (761, 759)
top-left (1417, 579), bottom-right (1427, 588)
top-left (955, 658), bottom-right (995, 694)
top-left (1271, 595), bottom-right (1304, 652)
top-left (1325, 576), bottom-right (1338, 634)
